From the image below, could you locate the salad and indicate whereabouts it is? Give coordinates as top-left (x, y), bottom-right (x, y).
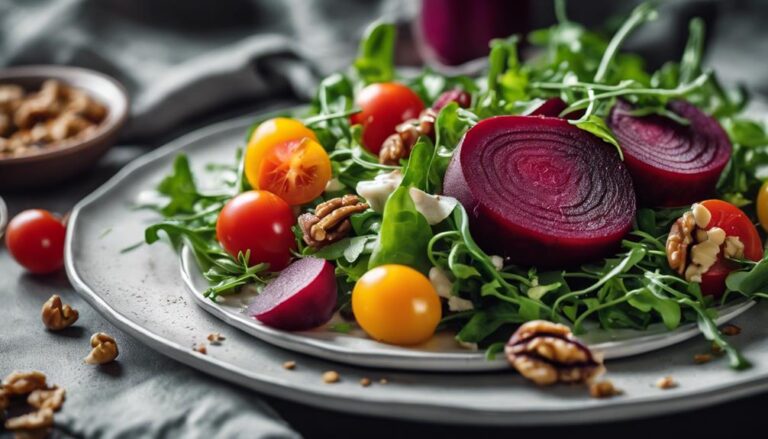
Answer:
top-left (145, 1), bottom-right (768, 379)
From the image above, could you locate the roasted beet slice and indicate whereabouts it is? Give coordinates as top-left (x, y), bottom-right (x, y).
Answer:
top-left (248, 258), bottom-right (337, 331)
top-left (608, 100), bottom-right (732, 207)
top-left (444, 116), bottom-right (636, 267)
top-left (528, 97), bottom-right (568, 117)
top-left (527, 98), bottom-right (584, 120)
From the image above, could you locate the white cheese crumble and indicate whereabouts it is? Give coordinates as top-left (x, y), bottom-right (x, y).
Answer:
top-left (490, 255), bottom-right (504, 271)
top-left (355, 170), bottom-right (403, 212)
top-left (685, 226), bottom-right (726, 283)
top-left (692, 203), bottom-right (712, 229)
top-left (324, 178), bottom-right (345, 192)
top-left (428, 267), bottom-right (474, 311)
top-left (408, 188), bottom-right (458, 225)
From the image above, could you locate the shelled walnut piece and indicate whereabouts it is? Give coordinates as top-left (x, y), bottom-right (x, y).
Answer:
top-left (4, 408), bottom-right (54, 431)
top-left (84, 332), bottom-right (119, 364)
top-left (2, 371), bottom-right (47, 395)
top-left (41, 294), bottom-right (79, 331)
top-left (2, 370), bottom-right (66, 436)
top-left (666, 203), bottom-right (745, 283)
top-left (379, 108), bottom-right (437, 165)
top-left (298, 195), bottom-right (369, 248)
top-left (505, 320), bottom-right (605, 386)
top-left (0, 80), bottom-right (107, 157)
top-left (27, 387), bottom-right (66, 411)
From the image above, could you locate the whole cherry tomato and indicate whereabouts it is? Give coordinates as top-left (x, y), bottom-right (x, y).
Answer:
top-left (245, 118), bottom-right (330, 205)
top-left (352, 264), bottom-right (442, 345)
top-left (756, 180), bottom-right (768, 232)
top-left (350, 83), bottom-right (425, 154)
top-left (5, 209), bottom-right (66, 274)
top-left (216, 190), bottom-right (296, 271)
top-left (698, 199), bottom-right (763, 296)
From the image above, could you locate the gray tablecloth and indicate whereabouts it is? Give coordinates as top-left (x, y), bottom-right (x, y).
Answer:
top-left (2, 0), bottom-right (768, 438)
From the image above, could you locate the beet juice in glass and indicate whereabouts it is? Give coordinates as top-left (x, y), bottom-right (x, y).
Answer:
top-left (417, 0), bottom-right (530, 67)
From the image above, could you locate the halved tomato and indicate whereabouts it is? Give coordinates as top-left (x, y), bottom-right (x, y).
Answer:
top-left (245, 118), bottom-right (331, 205)
top-left (698, 199), bottom-right (763, 296)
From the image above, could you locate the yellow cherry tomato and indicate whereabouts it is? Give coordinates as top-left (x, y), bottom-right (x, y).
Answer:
top-left (352, 264), bottom-right (442, 346)
top-left (758, 180), bottom-right (768, 232)
top-left (245, 118), bottom-right (331, 205)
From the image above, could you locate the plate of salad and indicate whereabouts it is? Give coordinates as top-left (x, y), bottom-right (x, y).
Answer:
top-left (142, 2), bottom-right (768, 382)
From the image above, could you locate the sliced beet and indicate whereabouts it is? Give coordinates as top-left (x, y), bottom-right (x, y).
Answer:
top-left (248, 258), bottom-right (337, 331)
top-left (607, 100), bottom-right (732, 207)
top-left (443, 116), bottom-right (636, 267)
top-left (528, 97), bottom-right (568, 117)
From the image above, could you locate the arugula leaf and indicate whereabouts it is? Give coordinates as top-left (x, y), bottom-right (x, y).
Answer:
top-left (156, 155), bottom-right (200, 216)
top-left (353, 22), bottom-right (395, 85)
top-left (368, 186), bottom-right (433, 273)
top-left (401, 137), bottom-right (435, 191)
top-left (726, 258), bottom-right (768, 296)
top-left (572, 115), bottom-right (623, 160)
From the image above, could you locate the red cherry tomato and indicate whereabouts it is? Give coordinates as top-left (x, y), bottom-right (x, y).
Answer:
top-left (5, 209), bottom-right (66, 274)
top-left (216, 190), bottom-right (297, 271)
top-left (350, 83), bottom-right (425, 154)
top-left (698, 199), bottom-right (763, 296)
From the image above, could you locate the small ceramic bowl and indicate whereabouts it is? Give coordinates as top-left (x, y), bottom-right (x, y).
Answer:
top-left (0, 196), bottom-right (7, 238)
top-left (0, 65), bottom-right (129, 190)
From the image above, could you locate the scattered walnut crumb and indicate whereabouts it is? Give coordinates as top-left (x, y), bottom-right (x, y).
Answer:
top-left (207, 333), bottom-right (225, 345)
top-left (84, 332), bottom-right (119, 365)
top-left (378, 378), bottom-right (388, 385)
top-left (41, 294), bottom-right (79, 331)
top-left (27, 386), bottom-right (66, 412)
top-left (322, 371), bottom-right (340, 384)
top-left (694, 353), bottom-right (713, 364)
top-left (655, 376), bottom-right (677, 390)
top-left (589, 380), bottom-right (622, 398)
top-left (4, 408), bottom-right (53, 431)
top-left (721, 324), bottom-right (741, 336)
top-left (282, 361), bottom-right (296, 370)
top-left (359, 378), bottom-right (371, 387)
top-left (2, 371), bottom-right (47, 395)
top-left (194, 344), bottom-right (207, 355)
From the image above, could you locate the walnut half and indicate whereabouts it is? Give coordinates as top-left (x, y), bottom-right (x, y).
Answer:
top-left (4, 408), bottom-right (54, 431)
top-left (2, 371), bottom-right (47, 395)
top-left (28, 386), bottom-right (66, 411)
top-left (666, 203), bottom-right (745, 283)
top-left (84, 332), bottom-right (119, 365)
top-left (505, 320), bottom-right (605, 386)
top-left (298, 195), bottom-right (368, 248)
top-left (41, 294), bottom-right (79, 331)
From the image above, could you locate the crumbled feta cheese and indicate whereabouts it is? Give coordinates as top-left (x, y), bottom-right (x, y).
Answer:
top-left (490, 255), bottom-right (504, 271)
top-left (355, 170), bottom-right (403, 212)
top-left (429, 267), bottom-right (474, 311)
top-left (448, 295), bottom-right (474, 311)
top-left (408, 188), bottom-right (458, 225)
top-left (325, 178), bottom-right (345, 192)
top-left (724, 236), bottom-right (745, 259)
top-left (685, 226), bottom-right (726, 283)
top-left (429, 267), bottom-right (453, 299)
top-left (691, 203), bottom-right (712, 229)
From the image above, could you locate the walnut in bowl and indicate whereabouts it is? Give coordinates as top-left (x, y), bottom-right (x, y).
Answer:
top-left (0, 66), bottom-right (128, 189)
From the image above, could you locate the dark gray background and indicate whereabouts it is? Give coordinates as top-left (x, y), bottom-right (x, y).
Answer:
top-left (2, 0), bottom-right (768, 437)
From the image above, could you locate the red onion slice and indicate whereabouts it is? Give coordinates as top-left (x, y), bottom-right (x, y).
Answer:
top-left (444, 116), bottom-right (636, 267)
top-left (608, 100), bottom-right (732, 207)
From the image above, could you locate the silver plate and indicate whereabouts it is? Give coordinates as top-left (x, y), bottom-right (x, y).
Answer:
top-left (66, 108), bottom-right (768, 425)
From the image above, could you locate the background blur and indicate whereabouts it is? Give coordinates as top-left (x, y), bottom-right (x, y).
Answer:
top-left (1, 0), bottom-right (766, 144)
